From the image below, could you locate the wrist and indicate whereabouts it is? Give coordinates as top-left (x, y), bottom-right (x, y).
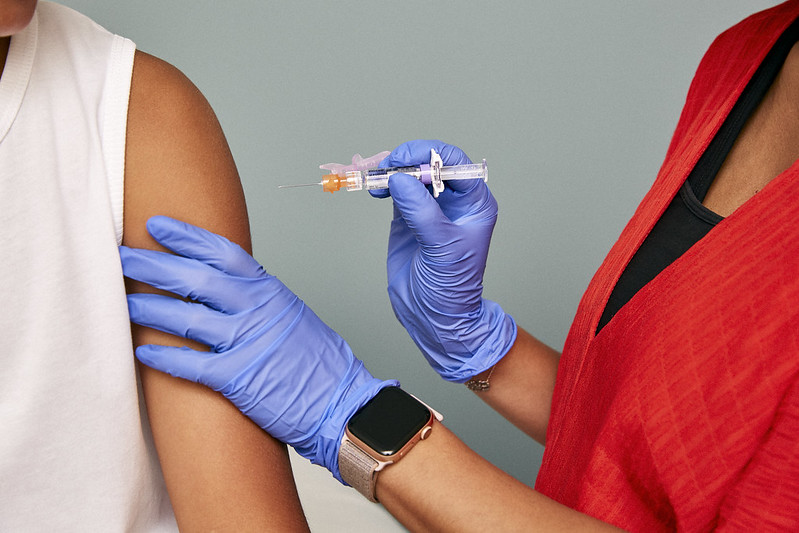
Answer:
top-left (293, 374), bottom-right (399, 483)
top-left (465, 362), bottom-right (498, 391)
top-left (437, 301), bottom-right (518, 383)
top-left (337, 386), bottom-right (442, 501)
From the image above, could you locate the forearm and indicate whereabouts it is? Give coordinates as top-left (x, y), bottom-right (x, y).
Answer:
top-left (377, 423), bottom-right (622, 532)
top-left (470, 326), bottom-right (560, 444)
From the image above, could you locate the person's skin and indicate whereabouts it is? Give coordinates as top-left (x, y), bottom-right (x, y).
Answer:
top-left (2, 2), bottom-right (308, 530)
top-left (703, 41), bottom-right (799, 216)
top-left (0, 0), bottom-right (34, 36)
top-left (123, 52), bottom-right (309, 531)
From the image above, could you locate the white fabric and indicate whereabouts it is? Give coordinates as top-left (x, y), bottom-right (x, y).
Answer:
top-left (0, 2), bottom-right (177, 530)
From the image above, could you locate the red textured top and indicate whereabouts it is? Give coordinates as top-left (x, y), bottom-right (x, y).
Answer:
top-left (534, 2), bottom-right (799, 531)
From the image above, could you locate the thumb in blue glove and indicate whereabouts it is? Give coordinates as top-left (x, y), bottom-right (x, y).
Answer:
top-left (381, 140), bottom-right (517, 382)
top-left (120, 216), bottom-right (397, 482)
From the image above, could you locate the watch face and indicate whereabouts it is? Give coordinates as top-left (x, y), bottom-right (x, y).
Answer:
top-left (347, 387), bottom-right (431, 457)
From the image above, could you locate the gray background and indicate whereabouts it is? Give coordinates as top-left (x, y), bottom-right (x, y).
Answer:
top-left (56, 1), bottom-right (781, 529)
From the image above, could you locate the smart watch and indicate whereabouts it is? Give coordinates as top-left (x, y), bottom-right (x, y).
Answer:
top-left (338, 386), bottom-right (443, 502)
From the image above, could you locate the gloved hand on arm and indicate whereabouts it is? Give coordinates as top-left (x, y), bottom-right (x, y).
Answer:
top-left (119, 216), bottom-right (397, 482)
top-left (376, 140), bottom-right (517, 383)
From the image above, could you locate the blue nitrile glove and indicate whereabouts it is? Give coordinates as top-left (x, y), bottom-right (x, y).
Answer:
top-left (120, 216), bottom-right (397, 482)
top-left (379, 140), bottom-right (517, 382)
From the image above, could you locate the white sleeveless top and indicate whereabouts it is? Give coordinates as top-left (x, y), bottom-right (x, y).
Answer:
top-left (0, 3), bottom-right (177, 530)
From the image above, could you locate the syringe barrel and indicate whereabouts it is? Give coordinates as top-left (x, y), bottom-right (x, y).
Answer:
top-left (343, 160), bottom-right (487, 191)
top-left (343, 171), bottom-right (365, 191)
top-left (349, 167), bottom-right (421, 191)
top-left (439, 160), bottom-right (488, 183)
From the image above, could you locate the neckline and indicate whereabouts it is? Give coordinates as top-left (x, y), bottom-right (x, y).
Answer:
top-left (589, 9), bottom-right (799, 341)
top-left (680, 181), bottom-right (724, 226)
top-left (0, 8), bottom-right (38, 144)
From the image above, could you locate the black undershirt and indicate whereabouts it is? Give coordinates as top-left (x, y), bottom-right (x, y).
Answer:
top-left (596, 17), bottom-right (799, 334)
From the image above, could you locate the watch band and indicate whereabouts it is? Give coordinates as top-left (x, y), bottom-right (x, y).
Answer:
top-left (338, 390), bottom-right (442, 503)
top-left (339, 438), bottom-right (381, 502)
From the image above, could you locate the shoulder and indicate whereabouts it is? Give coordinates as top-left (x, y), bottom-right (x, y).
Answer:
top-left (127, 50), bottom-right (219, 154)
top-left (124, 50), bottom-right (249, 250)
top-left (696, 3), bottom-right (799, 79)
top-left (129, 51), bottom-right (208, 123)
top-left (662, 4), bottom-right (799, 164)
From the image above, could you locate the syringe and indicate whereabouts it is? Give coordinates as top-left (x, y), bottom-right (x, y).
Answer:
top-left (279, 149), bottom-right (488, 197)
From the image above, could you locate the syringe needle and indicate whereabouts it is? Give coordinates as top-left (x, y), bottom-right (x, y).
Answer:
top-left (277, 182), bottom-right (323, 189)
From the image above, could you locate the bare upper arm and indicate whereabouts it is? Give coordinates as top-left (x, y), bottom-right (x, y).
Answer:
top-left (123, 50), bottom-right (308, 531)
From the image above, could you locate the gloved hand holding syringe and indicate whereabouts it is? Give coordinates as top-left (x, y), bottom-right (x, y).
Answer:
top-left (279, 149), bottom-right (488, 197)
